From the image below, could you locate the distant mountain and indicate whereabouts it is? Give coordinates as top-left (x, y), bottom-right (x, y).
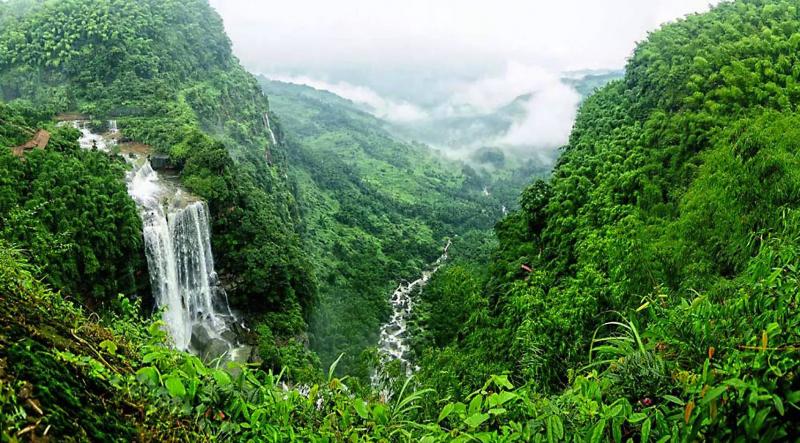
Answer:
top-left (385, 69), bottom-right (624, 163)
top-left (562, 69), bottom-right (626, 97)
top-left (384, 93), bottom-right (530, 161)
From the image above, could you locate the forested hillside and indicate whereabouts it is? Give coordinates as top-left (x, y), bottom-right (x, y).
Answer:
top-left (0, 103), bottom-right (145, 302)
top-left (412, 0), bottom-right (800, 439)
top-left (261, 79), bottom-right (540, 377)
top-left (2, 0), bottom-right (800, 441)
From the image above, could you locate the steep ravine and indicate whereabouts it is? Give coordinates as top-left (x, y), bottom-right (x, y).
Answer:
top-left (372, 240), bottom-right (451, 390)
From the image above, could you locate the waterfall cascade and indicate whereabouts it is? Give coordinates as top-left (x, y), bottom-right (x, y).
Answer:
top-left (263, 112), bottom-right (277, 145)
top-left (129, 163), bottom-right (243, 359)
top-left (75, 121), bottom-right (249, 363)
top-left (71, 121), bottom-right (113, 152)
top-left (372, 240), bottom-right (451, 390)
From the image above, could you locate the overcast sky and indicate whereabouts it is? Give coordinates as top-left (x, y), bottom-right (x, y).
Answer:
top-left (208, 0), bottom-right (721, 154)
top-left (209, 1), bottom-right (719, 89)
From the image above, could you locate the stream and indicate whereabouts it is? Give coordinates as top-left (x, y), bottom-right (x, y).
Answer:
top-left (69, 120), bottom-right (451, 374)
top-left (372, 240), bottom-right (451, 389)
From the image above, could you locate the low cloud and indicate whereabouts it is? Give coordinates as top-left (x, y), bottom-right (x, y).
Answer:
top-left (270, 63), bottom-right (583, 163)
top-left (447, 62), bottom-right (582, 152)
top-left (267, 74), bottom-right (429, 122)
top-left (449, 63), bottom-right (558, 113)
top-left (212, 0), bottom-right (720, 156)
top-left (498, 77), bottom-right (581, 150)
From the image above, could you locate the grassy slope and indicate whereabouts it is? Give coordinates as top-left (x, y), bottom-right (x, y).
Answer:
top-left (0, 243), bottom-right (189, 441)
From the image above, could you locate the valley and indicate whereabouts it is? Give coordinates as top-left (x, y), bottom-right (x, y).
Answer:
top-left (1, 0), bottom-right (799, 441)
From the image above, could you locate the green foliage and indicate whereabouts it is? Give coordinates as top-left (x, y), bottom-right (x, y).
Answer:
top-left (0, 247), bottom-right (676, 441)
top-left (0, 0), bottom-right (315, 367)
top-left (0, 0), bottom-right (231, 110)
top-left (410, 0), bottom-right (800, 439)
top-left (174, 128), bottom-right (314, 315)
top-left (0, 104), bottom-right (145, 302)
top-left (262, 78), bottom-right (541, 376)
top-left (0, 242), bottom-right (187, 441)
top-left (6, 0), bottom-right (800, 440)
top-left (416, 265), bottom-right (484, 347)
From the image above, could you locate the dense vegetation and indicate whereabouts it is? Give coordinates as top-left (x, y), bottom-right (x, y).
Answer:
top-left (0, 102), bottom-right (145, 304)
top-left (411, 0), bottom-right (800, 440)
top-left (0, 244), bottom-right (651, 442)
top-left (0, 0), bottom-right (318, 375)
top-left (3, 0), bottom-right (800, 441)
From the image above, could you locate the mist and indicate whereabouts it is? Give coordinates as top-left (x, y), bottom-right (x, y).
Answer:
top-left (268, 74), bottom-right (429, 122)
top-left (497, 69), bottom-right (581, 151)
top-left (209, 0), bottom-right (721, 160)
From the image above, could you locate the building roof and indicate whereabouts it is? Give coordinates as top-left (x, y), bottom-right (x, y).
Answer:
top-left (12, 129), bottom-right (50, 156)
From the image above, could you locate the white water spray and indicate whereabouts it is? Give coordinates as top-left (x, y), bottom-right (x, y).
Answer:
top-left (131, 169), bottom-right (229, 351)
top-left (68, 121), bottom-right (114, 152)
top-left (263, 112), bottom-right (277, 145)
top-left (372, 240), bottom-right (451, 389)
top-left (76, 122), bottom-right (248, 362)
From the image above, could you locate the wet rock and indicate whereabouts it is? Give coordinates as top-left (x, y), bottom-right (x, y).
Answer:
top-left (223, 346), bottom-right (253, 378)
top-left (202, 338), bottom-right (231, 364)
top-left (190, 324), bottom-right (212, 351)
top-left (229, 345), bottom-right (253, 364)
top-left (149, 154), bottom-right (172, 170)
top-left (221, 329), bottom-right (238, 343)
top-left (385, 324), bottom-right (402, 334)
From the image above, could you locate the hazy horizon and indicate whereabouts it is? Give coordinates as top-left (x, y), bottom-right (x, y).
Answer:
top-left (209, 0), bottom-right (721, 157)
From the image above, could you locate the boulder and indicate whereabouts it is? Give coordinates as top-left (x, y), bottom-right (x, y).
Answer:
top-left (229, 345), bottom-right (253, 364)
top-left (221, 329), bottom-right (238, 344)
top-left (190, 324), bottom-right (212, 351)
top-left (225, 345), bottom-right (253, 378)
top-left (202, 338), bottom-right (231, 365)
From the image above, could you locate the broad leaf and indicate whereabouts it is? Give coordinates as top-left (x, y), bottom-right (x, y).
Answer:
top-left (464, 412), bottom-right (489, 429)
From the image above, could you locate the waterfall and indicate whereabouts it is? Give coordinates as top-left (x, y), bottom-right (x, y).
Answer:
top-left (70, 121), bottom-right (113, 152)
top-left (128, 162), bottom-right (243, 359)
top-left (263, 112), bottom-right (277, 145)
top-left (108, 120), bottom-right (119, 134)
top-left (75, 121), bottom-right (249, 362)
top-left (372, 240), bottom-right (451, 390)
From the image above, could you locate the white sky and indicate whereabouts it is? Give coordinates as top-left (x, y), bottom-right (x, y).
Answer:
top-left (208, 0), bottom-right (721, 152)
top-left (209, 1), bottom-right (719, 82)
